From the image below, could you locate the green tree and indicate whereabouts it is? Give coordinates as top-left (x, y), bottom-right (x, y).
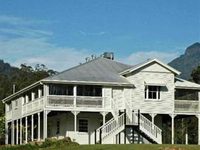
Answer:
top-left (191, 65), bottom-right (200, 84)
top-left (0, 62), bottom-right (57, 144)
top-left (0, 116), bottom-right (5, 144)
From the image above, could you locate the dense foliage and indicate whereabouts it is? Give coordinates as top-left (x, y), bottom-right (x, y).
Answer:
top-left (0, 137), bottom-right (79, 150)
top-left (0, 60), bottom-right (57, 143)
top-left (191, 65), bottom-right (200, 84)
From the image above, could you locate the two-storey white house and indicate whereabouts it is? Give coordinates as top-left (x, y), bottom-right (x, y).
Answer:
top-left (2, 53), bottom-right (200, 145)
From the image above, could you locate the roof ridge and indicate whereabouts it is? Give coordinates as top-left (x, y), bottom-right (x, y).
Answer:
top-left (43, 57), bottom-right (103, 81)
top-left (43, 57), bottom-right (132, 81)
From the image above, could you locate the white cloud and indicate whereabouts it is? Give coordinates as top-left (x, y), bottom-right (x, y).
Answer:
top-left (0, 15), bottom-right (180, 72)
top-left (0, 15), bottom-right (91, 71)
top-left (0, 15), bottom-right (48, 26)
top-left (0, 37), bottom-right (90, 71)
top-left (79, 30), bottom-right (106, 36)
top-left (0, 28), bottom-right (53, 38)
top-left (122, 51), bottom-right (180, 65)
top-left (13, 47), bottom-right (90, 71)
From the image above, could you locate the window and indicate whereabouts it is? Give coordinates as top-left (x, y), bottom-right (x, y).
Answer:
top-left (77, 85), bottom-right (102, 96)
top-left (175, 89), bottom-right (198, 100)
top-left (34, 89), bottom-right (39, 99)
top-left (49, 84), bottom-right (73, 95)
top-left (145, 86), bottom-right (160, 100)
top-left (79, 119), bottom-right (88, 132)
top-left (56, 121), bottom-right (60, 134)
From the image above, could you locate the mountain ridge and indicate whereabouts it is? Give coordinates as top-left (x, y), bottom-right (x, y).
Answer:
top-left (169, 42), bottom-right (200, 79)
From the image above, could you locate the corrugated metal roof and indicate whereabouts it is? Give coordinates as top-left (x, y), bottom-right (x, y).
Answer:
top-left (43, 57), bottom-right (132, 85)
top-left (175, 77), bottom-right (200, 90)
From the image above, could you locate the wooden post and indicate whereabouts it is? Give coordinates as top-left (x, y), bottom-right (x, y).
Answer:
top-left (124, 109), bottom-right (126, 144)
top-left (94, 130), bottom-right (96, 144)
top-left (119, 132), bottom-right (121, 144)
top-left (38, 113), bottom-right (40, 141)
top-left (138, 110), bottom-right (140, 126)
top-left (197, 114), bottom-right (200, 145)
top-left (31, 115), bottom-right (34, 141)
top-left (16, 120), bottom-right (18, 144)
top-left (73, 86), bottom-right (77, 107)
top-left (171, 114), bottom-right (175, 144)
top-left (132, 110), bottom-right (134, 124)
top-left (99, 128), bottom-right (102, 144)
top-left (138, 110), bottom-right (140, 144)
top-left (118, 110), bottom-right (121, 115)
top-left (5, 121), bottom-right (8, 145)
top-left (132, 127), bottom-right (134, 144)
top-left (25, 117), bottom-right (28, 144)
top-left (43, 111), bottom-right (47, 140)
top-left (19, 119), bottom-right (22, 145)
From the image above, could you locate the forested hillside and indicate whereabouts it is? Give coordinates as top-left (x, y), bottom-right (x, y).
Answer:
top-left (169, 42), bottom-right (200, 79)
top-left (0, 60), bottom-right (57, 116)
top-left (0, 60), bottom-right (57, 143)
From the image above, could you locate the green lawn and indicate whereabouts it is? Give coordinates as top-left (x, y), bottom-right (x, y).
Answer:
top-left (44, 144), bottom-right (200, 150)
top-left (1, 143), bottom-right (200, 150)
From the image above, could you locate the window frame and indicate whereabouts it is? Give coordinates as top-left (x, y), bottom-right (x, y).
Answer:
top-left (145, 85), bottom-right (161, 100)
top-left (56, 120), bottom-right (60, 135)
top-left (78, 119), bottom-right (88, 132)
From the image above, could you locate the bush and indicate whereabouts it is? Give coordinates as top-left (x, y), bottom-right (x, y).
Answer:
top-left (0, 144), bottom-right (38, 150)
top-left (0, 137), bottom-right (79, 150)
top-left (40, 137), bottom-right (79, 148)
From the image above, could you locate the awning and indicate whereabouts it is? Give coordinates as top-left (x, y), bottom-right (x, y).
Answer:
top-left (144, 80), bottom-right (166, 86)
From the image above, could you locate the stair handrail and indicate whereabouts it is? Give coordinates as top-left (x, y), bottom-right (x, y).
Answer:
top-left (139, 113), bottom-right (162, 143)
top-left (95, 113), bottom-right (125, 143)
top-left (140, 114), bottom-right (162, 135)
top-left (101, 113), bottom-right (125, 138)
top-left (96, 117), bottom-right (115, 133)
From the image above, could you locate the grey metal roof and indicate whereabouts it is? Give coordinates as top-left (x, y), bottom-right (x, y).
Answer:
top-left (175, 77), bottom-right (200, 90)
top-left (43, 57), bottom-right (132, 85)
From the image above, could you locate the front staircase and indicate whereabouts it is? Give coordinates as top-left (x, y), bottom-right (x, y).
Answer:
top-left (94, 109), bottom-right (162, 144)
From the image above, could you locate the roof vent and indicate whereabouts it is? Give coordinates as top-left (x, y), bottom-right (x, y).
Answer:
top-left (103, 52), bottom-right (114, 60)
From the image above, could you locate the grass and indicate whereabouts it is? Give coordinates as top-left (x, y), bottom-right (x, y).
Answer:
top-left (0, 138), bottom-right (199, 150)
top-left (1, 144), bottom-right (200, 150)
top-left (44, 144), bottom-right (200, 150)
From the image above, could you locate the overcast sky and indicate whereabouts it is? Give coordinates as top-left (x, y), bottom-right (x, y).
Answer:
top-left (0, 0), bottom-right (199, 71)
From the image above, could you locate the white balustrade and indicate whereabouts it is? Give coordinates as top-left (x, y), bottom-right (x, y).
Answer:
top-left (46, 95), bottom-right (103, 108)
top-left (47, 95), bottom-right (74, 107)
top-left (22, 97), bottom-right (44, 116)
top-left (96, 113), bottom-right (125, 142)
top-left (133, 112), bottom-right (162, 144)
top-left (175, 100), bottom-right (199, 112)
top-left (76, 96), bottom-right (103, 108)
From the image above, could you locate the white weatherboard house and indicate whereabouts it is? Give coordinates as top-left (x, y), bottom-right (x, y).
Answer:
top-left (2, 53), bottom-right (200, 145)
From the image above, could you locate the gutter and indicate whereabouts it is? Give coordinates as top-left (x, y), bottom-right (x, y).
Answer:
top-left (2, 81), bottom-right (42, 103)
top-left (42, 80), bottom-right (134, 87)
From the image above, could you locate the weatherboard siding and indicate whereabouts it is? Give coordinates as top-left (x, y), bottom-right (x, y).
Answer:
top-left (126, 64), bottom-right (175, 114)
top-left (48, 112), bottom-right (102, 144)
top-left (103, 87), bottom-right (112, 108)
top-left (141, 62), bottom-right (171, 73)
top-left (113, 88), bottom-right (125, 109)
top-left (11, 97), bottom-right (23, 120)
